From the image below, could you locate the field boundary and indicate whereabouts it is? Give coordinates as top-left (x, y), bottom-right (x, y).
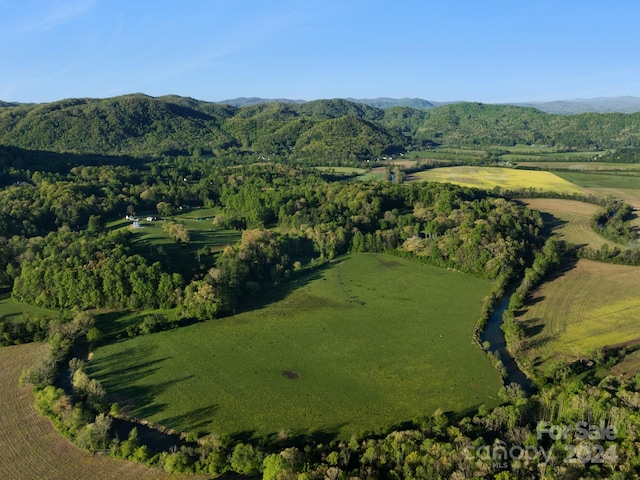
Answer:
top-left (0, 343), bottom-right (182, 480)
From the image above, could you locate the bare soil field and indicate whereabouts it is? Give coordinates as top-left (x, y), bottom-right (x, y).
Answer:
top-left (0, 343), bottom-right (189, 480)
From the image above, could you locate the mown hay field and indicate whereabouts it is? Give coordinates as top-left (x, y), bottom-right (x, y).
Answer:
top-left (519, 259), bottom-right (640, 372)
top-left (88, 253), bottom-right (501, 441)
top-left (586, 188), bottom-right (640, 231)
top-left (0, 343), bottom-right (185, 480)
top-left (408, 166), bottom-right (586, 194)
top-left (520, 198), bottom-right (629, 250)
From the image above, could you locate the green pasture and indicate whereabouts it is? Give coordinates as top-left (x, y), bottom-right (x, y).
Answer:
top-left (504, 150), bottom-right (611, 163)
top-left (515, 161), bottom-right (640, 172)
top-left (109, 212), bottom-right (241, 279)
top-left (88, 253), bottom-right (500, 441)
top-left (553, 171), bottom-right (640, 189)
top-left (0, 293), bottom-right (57, 321)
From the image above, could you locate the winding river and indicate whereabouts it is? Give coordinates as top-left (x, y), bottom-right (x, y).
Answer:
top-left (480, 292), bottom-right (535, 396)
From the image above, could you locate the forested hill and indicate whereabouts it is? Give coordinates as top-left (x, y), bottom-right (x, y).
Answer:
top-left (1, 93), bottom-right (640, 162)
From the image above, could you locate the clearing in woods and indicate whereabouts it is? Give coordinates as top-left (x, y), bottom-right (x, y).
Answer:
top-left (518, 259), bottom-right (640, 373)
top-left (88, 253), bottom-right (501, 441)
top-left (0, 343), bottom-right (189, 480)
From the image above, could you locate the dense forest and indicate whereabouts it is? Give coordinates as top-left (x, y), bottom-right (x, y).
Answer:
top-left (1, 161), bottom-right (543, 322)
top-left (2, 95), bottom-right (640, 162)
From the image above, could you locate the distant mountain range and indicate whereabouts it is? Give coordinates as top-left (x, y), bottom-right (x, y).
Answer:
top-left (0, 101), bottom-right (21, 108)
top-left (2, 94), bottom-right (640, 162)
top-left (3, 96), bottom-right (640, 114)
top-left (514, 96), bottom-right (640, 114)
top-left (218, 96), bottom-right (640, 114)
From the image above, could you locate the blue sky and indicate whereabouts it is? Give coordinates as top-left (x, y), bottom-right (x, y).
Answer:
top-left (1, 0), bottom-right (639, 103)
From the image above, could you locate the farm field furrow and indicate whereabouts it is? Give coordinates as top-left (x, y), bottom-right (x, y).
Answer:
top-left (408, 166), bottom-right (586, 194)
top-left (587, 188), bottom-right (640, 231)
top-left (88, 253), bottom-right (502, 441)
top-left (0, 343), bottom-right (185, 480)
top-left (520, 198), bottom-right (630, 250)
top-left (551, 172), bottom-right (640, 233)
top-left (519, 259), bottom-right (640, 372)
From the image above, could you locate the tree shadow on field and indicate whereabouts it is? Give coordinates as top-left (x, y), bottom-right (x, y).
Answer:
top-left (233, 262), bottom-right (335, 315)
top-left (94, 311), bottom-right (141, 342)
top-left (532, 210), bottom-right (568, 236)
top-left (230, 422), bottom-right (347, 448)
top-left (125, 374), bottom-right (195, 419)
top-left (88, 343), bottom-right (195, 418)
top-left (89, 343), bottom-right (166, 386)
top-left (161, 404), bottom-right (220, 437)
top-left (110, 416), bottom-right (198, 453)
top-left (514, 295), bottom-right (546, 317)
top-left (544, 257), bottom-right (579, 281)
top-left (523, 321), bottom-right (545, 338)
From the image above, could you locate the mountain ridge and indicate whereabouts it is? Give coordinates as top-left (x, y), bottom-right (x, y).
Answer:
top-left (4, 95), bottom-right (640, 114)
top-left (2, 94), bottom-right (640, 162)
top-left (217, 96), bottom-right (640, 114)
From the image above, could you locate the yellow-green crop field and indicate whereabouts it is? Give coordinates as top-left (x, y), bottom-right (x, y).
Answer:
top-left (408, 166), bottom-right (586, 194)
top-left (519, 259), bottom-right (640, 372)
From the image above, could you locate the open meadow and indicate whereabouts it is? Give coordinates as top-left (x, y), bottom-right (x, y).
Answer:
top-left (88, 253), bottom-right (501, 441)
top-left (518, 259), bottom-right (640, 372)
top-left (109, 211), bottom-right (241, 279)
top-left (0, 343), bottom-right (190, 480)
top-left (407, 166), bottom-right (586, 194)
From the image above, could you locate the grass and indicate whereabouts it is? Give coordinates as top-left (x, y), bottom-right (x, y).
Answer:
top-left (547, 174), bottom-right (640, 233)
top-left (0, 343), bottom-right (187, 480)
top-left (88, 253), bottom-right (501, 441)
top-left (313, 166), bottom-right (386, 182)
top-left (516, 161), bottom-right (640, 171)
top-left (503, 151), bottom-right (612, 163)
top-left (109, 212), bottom-right (242, 279)
top-left (407, 166), bottom-right (586, 194)
top-left (553, 171), bottom-right (640, 189)
top-left (519, 259), bottom-right (640, 372)
top-left (313, 166), bottom-right (367, 175)
top-left (0, 293), bottom-right (58, 321)
top-left (520, 199), bottom-right (629, 250)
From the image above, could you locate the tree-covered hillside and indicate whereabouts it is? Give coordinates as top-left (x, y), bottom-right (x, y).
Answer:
top-left (2, 94), bottom-right (640, 161)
